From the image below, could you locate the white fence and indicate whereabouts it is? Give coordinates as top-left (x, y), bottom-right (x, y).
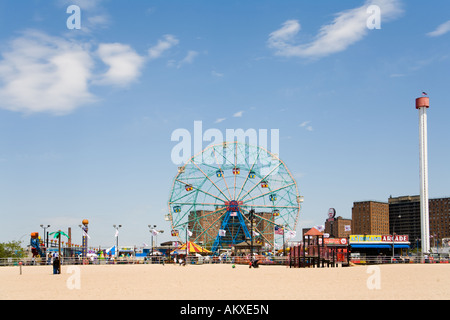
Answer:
top-left (0, 255), bottom-right (289, 267)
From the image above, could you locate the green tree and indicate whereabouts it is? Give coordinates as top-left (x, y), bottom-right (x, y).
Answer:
top-left (0, 241), bottom-right (26, 258)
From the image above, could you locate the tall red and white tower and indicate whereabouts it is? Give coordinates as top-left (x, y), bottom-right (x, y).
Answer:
top-left (416, 95), bottom-right (430, 254)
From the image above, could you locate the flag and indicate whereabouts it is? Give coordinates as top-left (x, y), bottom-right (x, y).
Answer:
top-left (187, 229), bottom-right (193, 237)
top-left (219, 229), bottom-right (226, 237)
top-left (106, 245), bottom-right (115, 254)
top-left (314, 225), bottom-right (325, 232)
top-left (274, 226), bottom-right (284, 235)
top-left (286, 231), bottom-right (296, 239)
top-left (82, 229), bottom-right (91, 239)
top-left (253, 230), bottom-right (260, 237)
top-left (115, 229), bottom-right (119, 238)
top-left (151, 229), bottom-right (159, 236)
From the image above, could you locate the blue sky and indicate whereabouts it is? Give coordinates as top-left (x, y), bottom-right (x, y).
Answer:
top-left (0, 0), bottom-right (449, 248)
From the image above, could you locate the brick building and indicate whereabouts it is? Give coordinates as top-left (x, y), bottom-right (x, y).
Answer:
top-left (325, 216), bottom-right (352, 238)
top-left (389, 195), bottom-right (450, 248)
top-left (351, 201), bottom-right (390, 235)
top-left (351, 196), bottom-right (450, 249)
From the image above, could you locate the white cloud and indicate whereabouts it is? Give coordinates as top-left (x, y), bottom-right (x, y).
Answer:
top-left (233, 111), bottom-right (244, 118)
top-left (59, 0), bottom-right (104, 11)
top-left (87, 14), bottom-right (111, 29)
top-left (175, 50), bottom-right (199, 68)
top-left (96, 43), bottom-right (145, 86)
top-left (168, 50), bottom-right (199, 69)
top-left (215, 118), bottom-right (226, 123)
top-left (211, 70), bottom-right (224, 78)
top-left (60, 0), bottom-right (110, 32)
top-left (0, 31), bottom-right (96, 115)
top-left (299, 121), bottom-right (310, 127)
top-left (211, 70), bottom-right (224, 77)
top-left (148, 34), bottom-right (179, 60)
top-left (0, 30), bottom-right (146, 115)
top-left (268, 0), bottom-right (402, 59)
top-left (0, 29), bottom-right (195, 115)
top-left (427, 20), bottom-right (450, 37)
top-left (299, 121), bottom-right (313, 131)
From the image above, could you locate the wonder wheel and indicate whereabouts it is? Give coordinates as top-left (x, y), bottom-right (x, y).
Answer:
top-left (167, 142), bottom-right (302, 253)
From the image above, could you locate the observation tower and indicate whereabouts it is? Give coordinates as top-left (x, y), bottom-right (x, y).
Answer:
top-left (416, 94), bottom-right (430, 254)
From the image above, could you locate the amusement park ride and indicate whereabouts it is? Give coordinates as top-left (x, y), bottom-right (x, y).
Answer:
top-left (168, 141), bottom-right (303, 254)
top-left (29, 220), bottom-right (89, 259)
top-left (30, 232), bottom-right (46, 258)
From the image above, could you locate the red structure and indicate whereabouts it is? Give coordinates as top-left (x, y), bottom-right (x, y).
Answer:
top-left (289, 228), bottom-right (349, 268)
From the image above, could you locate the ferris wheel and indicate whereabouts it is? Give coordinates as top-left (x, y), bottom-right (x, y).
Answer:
top-left (167, 141), bottom-right (302, 253)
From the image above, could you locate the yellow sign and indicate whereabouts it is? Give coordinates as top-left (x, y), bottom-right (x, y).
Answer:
top-left (350, 235), bottom-right (382, 243)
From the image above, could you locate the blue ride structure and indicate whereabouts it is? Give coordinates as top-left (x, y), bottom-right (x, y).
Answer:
top-left (30, 232), bottom-right (45, 258)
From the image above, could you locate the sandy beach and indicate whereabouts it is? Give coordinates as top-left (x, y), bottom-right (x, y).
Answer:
top-left (1, 263), bottom-right (449, 300)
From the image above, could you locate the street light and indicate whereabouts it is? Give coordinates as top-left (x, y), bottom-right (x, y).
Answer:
top-left (249, 208), bottom-right (255, 263)
top-left (278, 224), bottom-right (287, 257)
top-left (113, 225), bottom-right (122, 258)
top-left (40, 224), bottom-right (50, 251)
top-left (148, 225), bottom-right (157, 256)
top-left (392, 214), bottom-right (401, 261)
top-left (156, 230), bottom-right (164, 248)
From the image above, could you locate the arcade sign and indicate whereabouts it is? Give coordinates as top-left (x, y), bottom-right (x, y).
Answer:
top-left (350, 235), bottom-right (409, 244)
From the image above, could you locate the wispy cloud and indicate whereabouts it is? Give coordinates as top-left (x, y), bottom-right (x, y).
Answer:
top-left (176, 50), bottom-right (199, 68)
top-left (0, 30), bottom-right (146, 115)
top-left (96, 43), bottom-right (145, 86)
top-left (59, 0), bottom-right (104, 11)
top-left (60, 0), bottom-right (111, 33)
top-left (148, 34), bottom-right (179, 60)
top-left (268, 0), bottom-right (402, 59)
top-left (0, 26), bottom-right (202, 115)
top-left (215, 118), bottom-right (226, 124)
top-left (0, 31), bottom-right (96, 115)
top-left (211, 70), bottom-right (224, 77)
top-left (168, 51), bottom-right (199, 69)
top-left (233, 111), bottom-right (244, 118)
top-left (427, 20), bottom-right (450, 37)
top-left (299, 121), bottom-right (313, 131)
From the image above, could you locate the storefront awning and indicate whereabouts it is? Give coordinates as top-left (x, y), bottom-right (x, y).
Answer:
top-left (350, 244), bottom-right (410, 249)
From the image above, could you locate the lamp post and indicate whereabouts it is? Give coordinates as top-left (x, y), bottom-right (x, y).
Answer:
top-left (249, 208), bottom-right (255, 263)
top-left (40, 224), bottom-right (50, 252)
top-left (282, 224), bottom-right (287, 257)
top-left (148, 225), bottom-right (157, 256)
top-left (392, 214), bottom-right (401, 261)
top-left (113, 225), bottom-right (122, 258)
top-left (156, 230), bottom-right (164, 248)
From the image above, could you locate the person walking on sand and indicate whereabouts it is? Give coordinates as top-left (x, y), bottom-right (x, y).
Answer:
top-left (53, 257), bottom-right (60, 275)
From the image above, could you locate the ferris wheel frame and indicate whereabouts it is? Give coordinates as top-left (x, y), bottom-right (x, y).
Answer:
top-left (167, 141), bottom-right (302, 253)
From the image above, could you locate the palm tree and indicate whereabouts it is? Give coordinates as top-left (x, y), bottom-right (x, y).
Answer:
top-left (49, 230), bottom-right (70, 273)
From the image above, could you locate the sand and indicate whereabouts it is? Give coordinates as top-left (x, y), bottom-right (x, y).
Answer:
top-left (1, 263), bottom-right (449, 300)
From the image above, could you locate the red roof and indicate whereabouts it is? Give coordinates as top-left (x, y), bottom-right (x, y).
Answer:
top-left (305, 227), bottom-right (323, 236)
